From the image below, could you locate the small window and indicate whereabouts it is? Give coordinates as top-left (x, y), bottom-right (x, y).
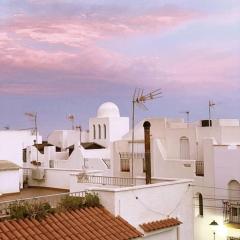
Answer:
top-left (104, 124), bottom-right (107, 139)
top-left (23, 149), bottom-right (27, 163)
top-left (199, 193), bottom-right (203, 216)
top-left (93, 125), bottom-right (96, 139)
top-left (232, 207), bottom-right (238, 216)
top-left (120, 158), bottom-right (130, 172)
top-left (143, 158), bottom-right (146, 173)
top-left (98, 124), bottom-right (101, 139)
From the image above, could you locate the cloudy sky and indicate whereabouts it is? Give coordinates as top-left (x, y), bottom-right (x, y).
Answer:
top-left (0, 0), bottom-right (240, 136)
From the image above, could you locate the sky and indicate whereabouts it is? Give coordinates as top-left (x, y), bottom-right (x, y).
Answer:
top-left (0, 0), bottom-right (240, 137)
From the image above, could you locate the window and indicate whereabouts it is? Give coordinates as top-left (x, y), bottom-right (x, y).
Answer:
top-left (23, 149), bottom-right (27, 163)
top-left (120, 158), bottom-right (130, 172)
top-left (98, 124), bottom-right (101, 139)
top-left (93, 125), bottom-right (96, 139)
top-left (232, 207), bottom-right (238, 216)
top-left (104, 124), bottom-right (107, 139)
top-left (198, 193), bottom-right (203, 216)
top-left (180, 136), bottom-right (190, 159)
top-left (143, 158), bottom-right (146, 173)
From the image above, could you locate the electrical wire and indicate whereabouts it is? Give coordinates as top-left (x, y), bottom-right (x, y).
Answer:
top-left (191, 184), bottom-right (240, 192)
top-left (130, 184), bottom-right (190, 217)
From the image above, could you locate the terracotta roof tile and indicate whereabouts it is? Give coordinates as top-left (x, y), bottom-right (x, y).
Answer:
top-left (139, 218), bottom-right (182, 232)
top-left (0, 207), bottom-right (142, 239)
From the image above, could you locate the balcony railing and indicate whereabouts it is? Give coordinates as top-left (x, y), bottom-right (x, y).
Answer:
top-left (0, 191), bottom-right (85, 219)
top-left (223, 201), bottom-right (240, 224)
top-left (119, 152), bottom-right (145, 159)
top-left (77, 175), bottom-right (136, 187)
top-left (196, 161), bottom-right (204, 176)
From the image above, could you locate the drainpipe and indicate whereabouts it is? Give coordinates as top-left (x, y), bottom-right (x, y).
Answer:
top-left (143, 121), bottom-right (151, 184)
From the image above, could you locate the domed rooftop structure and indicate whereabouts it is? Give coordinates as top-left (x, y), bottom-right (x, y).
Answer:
top-left (97, 102), bottom-right (120, 118)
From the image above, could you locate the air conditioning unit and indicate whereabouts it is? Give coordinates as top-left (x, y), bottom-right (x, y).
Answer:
top-left (32, 168), bottom-right (45, 180)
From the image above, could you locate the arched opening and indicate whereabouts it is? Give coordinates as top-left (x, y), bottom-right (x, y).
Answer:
top-left (180, 136), bottom-right (190, 159)
top-left (104, 124), bottom-right (107, 139)
top-left (228, 180), bottom-right (240, 200)
top-left (93, 125), bottom-right (96, 139)
top-left (228, 180), bottom-right (240, 223)
top-left (98, 124), bottom-right (101, 139)
top-left (195, 193), bottom-right (203, 216)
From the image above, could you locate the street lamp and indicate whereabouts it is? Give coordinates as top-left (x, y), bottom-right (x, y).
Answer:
top-left (209, 220), bottom-right (218, 240)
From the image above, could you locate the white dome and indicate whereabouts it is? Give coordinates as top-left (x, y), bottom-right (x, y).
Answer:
top-left (97, 102), bottom-right (120, 118)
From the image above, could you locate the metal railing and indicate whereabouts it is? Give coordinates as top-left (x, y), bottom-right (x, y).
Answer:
top-left (77, 175), bottom-right (136, 187)
top-left (119, 152), bottom-right (145, 159)
top-left (196, 161), bottom-right (204, 176)
top-left (0, 191), bottom-right (86, 219)
top-left (223, 201), bottom-right (240, 224)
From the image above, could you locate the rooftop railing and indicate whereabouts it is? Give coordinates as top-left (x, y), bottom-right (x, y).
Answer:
top-left (77, 175), bottom-right (136, 187)
top-left (119, 152), bottom-right (145, 159)
top-left (0, 191), bottom-right (86, 219)
top-left (223, 201), bottom-right (240, 224)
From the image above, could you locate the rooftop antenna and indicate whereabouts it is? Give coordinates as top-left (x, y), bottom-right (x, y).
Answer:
top-left (180, 111), bottom-right (190, 127)
top-left (67, 114), bottom-right (75, 130)
top-left (3, 125), bottom-right (10, 130)
top-left (25, 112), bottom-right (39, 164)
top-left (208, 100), bottom-right (216, 127)
top-left (75, 125), bottom-right (82, 145)
top-left (131, 88), bottom-right (162, 178)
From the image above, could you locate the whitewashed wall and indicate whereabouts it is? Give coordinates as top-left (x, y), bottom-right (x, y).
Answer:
top-left (92, 179), bottom-right (193, 240)
top-left (0, 170), bottom-right (20, 194)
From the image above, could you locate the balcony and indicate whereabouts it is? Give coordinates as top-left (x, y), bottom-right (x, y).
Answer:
top-left (223, 201), bottom-right (240, 228)
top-left (196, 161), bottom-right (204, 176)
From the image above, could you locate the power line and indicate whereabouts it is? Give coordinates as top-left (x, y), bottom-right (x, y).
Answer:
top-left (191, 184), bottom-right (240, 192)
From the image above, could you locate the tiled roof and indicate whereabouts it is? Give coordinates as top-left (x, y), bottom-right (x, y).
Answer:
top-left (0, 207), bottom-right (142, 240)
top-left (139, 218), bottom-right (182, 233)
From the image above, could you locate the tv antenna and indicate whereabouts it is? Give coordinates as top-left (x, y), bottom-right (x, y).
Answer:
top-left (208, 100), bottom-right (216, 127)
top-left (180, 111), bottom-right (190, 127)
top-left (67, 114), bottom-right (75, 130)
top-left (3, 125), bottom-right (10, 130)
top-left (25, 112), bottom-right (39, 164)
top-left (131, 88), bottom-right (162, 178)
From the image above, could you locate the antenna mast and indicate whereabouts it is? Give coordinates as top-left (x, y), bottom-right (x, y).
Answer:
top-left (208, 100), bottom-right (216, 127)
top-left (25, 112), bottom-right (38, 165)
top-left (67, 114), bottom-right (75, 130)
top-left (180, 111), bottom-right (190, 127)
top-left (131, 88), bottom-right (162, 178)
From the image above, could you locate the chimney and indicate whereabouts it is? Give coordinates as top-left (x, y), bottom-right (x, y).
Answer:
top-left (143, 121), bottom-right (151, 184)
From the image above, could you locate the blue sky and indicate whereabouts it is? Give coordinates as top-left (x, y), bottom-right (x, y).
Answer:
top-left (0, 0), bottom-right (240, 137)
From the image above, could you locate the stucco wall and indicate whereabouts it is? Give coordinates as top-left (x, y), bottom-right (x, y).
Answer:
top-left (92, 180), bottom-right (193, 240)
top-left (0, 170), bottom-right (20, 194)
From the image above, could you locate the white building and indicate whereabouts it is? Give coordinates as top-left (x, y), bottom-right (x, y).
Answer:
top-left (24, 102), bottom-right (129, 189)
top-left (21, 101), bottom-right (240, 239)
top-left (113, 117), bottom-right (240, 240)
top-left (70, 172), bottom-right (193, 240)
top-left (0, 130), bottom-right (38, 193)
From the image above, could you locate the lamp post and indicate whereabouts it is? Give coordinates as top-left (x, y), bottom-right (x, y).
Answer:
top-left (209, 220), bottom-right (218, 240)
